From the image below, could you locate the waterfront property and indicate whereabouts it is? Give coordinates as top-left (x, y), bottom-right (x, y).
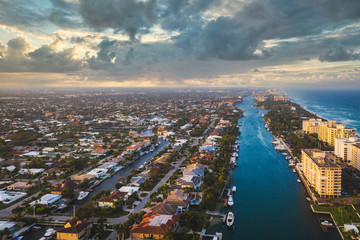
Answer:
top-left (335, 137), bottom-right (360, 170)
top-left (129, 214), bottom-right (180, 240)
top-left (302, 119), bottom-right (356, 146)
top-left (302, 149), bottom-right (341, 198)
top-left (56, 217), bottom-right (92, 240)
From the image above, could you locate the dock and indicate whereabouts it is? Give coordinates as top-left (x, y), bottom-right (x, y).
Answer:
top-left (192, 231), bottom-right (223, 240)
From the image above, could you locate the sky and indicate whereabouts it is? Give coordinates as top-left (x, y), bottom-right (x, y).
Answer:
top-left (0, 0), bottom-right (360, 88)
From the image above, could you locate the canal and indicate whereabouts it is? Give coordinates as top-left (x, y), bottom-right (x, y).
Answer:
top-left (63, 139), bottom-right (169, 213)
top-left (217, 96), bottom-right (341, 240)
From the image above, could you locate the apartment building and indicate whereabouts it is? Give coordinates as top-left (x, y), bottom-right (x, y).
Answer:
top-left (303, 119), bottom-right (356, 146)
top-left (352, 144), bottom-right (360, 171)
top-left (302, 149), bottom-right (341, 198)
top-left (335, 137), bottom-right (360, 164)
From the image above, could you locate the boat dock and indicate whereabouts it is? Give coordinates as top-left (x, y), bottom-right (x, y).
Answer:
top-left (192, 231), bottom-right (223, 240)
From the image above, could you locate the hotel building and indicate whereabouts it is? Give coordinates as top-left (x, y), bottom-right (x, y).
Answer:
top-left (302, 149), bottom-right (341, 198)
top-left (302, 119), bottom-right (356, 146)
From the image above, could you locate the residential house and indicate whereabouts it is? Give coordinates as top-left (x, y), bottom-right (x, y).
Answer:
top-left (56, 217), bottom-right (92, 240)
top-left (97, 191), bottom-right (126, 208)
top-left (163, 189), bottom-right (189, 212)
top-left (129, 214), bottom-right (179, 240)
top-left (51, 179), bottom-right (78, 195)
top-left (7, 181), bottom-right (35, 191)
top-left (176, 176), bottom-right (202, 189)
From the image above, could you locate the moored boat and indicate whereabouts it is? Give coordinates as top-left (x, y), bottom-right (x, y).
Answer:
top-left (44, 228), bottom-right (56, 237)
top-left (77, 191), bottom-right (89, 200)
top-left (226, 212), bottom-right (234, 227)
top-left (231, 186), bottom-right (236, 193)
top-left (297, 179), bottom-right (301, 183)
top-left (228, 195), bottom-right (234, 207)
top-left (321, 220), bottom-right (333, 227)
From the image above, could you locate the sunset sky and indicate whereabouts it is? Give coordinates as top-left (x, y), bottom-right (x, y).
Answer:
top-left (0, 0), bottom-right (359, 88)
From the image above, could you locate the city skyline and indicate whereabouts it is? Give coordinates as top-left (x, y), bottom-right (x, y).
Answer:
top-left (0, 0), bottom-right (360, 88)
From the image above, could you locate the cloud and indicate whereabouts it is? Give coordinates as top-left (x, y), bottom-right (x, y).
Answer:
top-left (0, 37), bottom-right (82, 73)
top-left (79, 0), bottom-right (157, 41)
top-left (319, 45), bottom-right (360, 62)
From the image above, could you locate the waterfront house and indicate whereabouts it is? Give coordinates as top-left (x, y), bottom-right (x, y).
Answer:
top-left (51, 179), bottom-right (78, 195)
top-left (56, 217), bottom-right (92, 240)
top-left (176, 176), bottom-right (202, 189)
top-left (97, 191), bottom-right (126, 208)
top-left (150, 202), bottom-right (178, 215)
top-left (130, 175), bottom-right (147, 186)
top-left (129, 214), bottom-right (180, 240)
top-left (164, 189), bottom-right (189, 212)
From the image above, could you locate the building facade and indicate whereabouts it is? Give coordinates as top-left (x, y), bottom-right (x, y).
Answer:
top-left (303, 119), bottom-right (356, 146)
top-left (302, 149), bottom-right (341, 198)
top-left (334, 137), bottom-right (360, 165)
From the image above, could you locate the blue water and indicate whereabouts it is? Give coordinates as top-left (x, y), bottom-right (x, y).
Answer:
top-left (284, 89), bottom-right (360, 130)
top-left (218, 96), bottom-right (340, 240)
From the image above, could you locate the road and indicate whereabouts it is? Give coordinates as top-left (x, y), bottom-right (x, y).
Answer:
top-left (105, 156), bottom-right (186, 239)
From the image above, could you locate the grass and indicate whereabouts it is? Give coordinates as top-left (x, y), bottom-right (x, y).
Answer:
top-left (313, 205), bottom-right (360, 240)
top-left (105, 210), bottom-right (129, 218)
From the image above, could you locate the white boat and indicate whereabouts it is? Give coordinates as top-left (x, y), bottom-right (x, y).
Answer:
top-left (293, 169), bottom-right (296, 173)
top-left (297, 179), bottom-right (301, 183)
top-left (44, 228), bottom-right (56, 237)
top-left (57, 203), bottom-right (67, 210)
top-left (282, 152), bottom-right (289, 156)
top-left (321, 221), bottom-right (333, 227)
top-left (150, 146), bottom-right (155, 152)
top-left (262, 113), bottom-right (265, 117)
top-left (226, 212), bottom-right (234, 227)
top-left (306, 197), bottom-right (311, 202)
top-left (231, 186), bottom-right (236, 193)
top-left (228, 195), bottom-right (234, 207)
top-left (77, 191), bottom-right (89, 200)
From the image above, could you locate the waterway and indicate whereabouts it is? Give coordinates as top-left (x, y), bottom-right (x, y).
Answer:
top-left (63, 139), bottom-right (169, 213)
top-left (216, 96), bottom-right (341, 240)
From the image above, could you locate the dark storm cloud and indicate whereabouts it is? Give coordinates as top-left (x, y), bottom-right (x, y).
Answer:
top-left (79, 0), bottom-right (157, 41)
top-left (0, 37), bottom-right (82, 73)
top-left (174, 16), bottom-right (269, 60)
top-left (319, 45), bottom-right (360, 62)
top-left (173, 0), bottom-right (360, 61)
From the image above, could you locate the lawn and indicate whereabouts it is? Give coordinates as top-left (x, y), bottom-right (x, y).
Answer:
top-left (313, 205), bottom-right (360, 240)
top-left (105, 210), bottom-right (129, 218)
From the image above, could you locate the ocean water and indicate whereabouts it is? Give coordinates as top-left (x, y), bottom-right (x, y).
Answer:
top-left (284, 89), bottom-right (360, 130)
top-left (213, 96), bottom-right (340, 240)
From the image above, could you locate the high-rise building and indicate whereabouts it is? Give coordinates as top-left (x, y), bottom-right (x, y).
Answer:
top-left (302, 149), bottom-right (341, 198)
top-left (352, 144), bottom-right (360, 171)
top-left (302, 119), bottom-right (356, 146)
top-left (335, 137), bottom-right (360, 165)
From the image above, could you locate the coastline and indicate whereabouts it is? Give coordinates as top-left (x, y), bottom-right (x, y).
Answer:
top-left (260, 93), bottom-right (359, 240)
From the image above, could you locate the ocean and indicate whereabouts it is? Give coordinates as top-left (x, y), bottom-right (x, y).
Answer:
top-left (284, 89), bottom-right (360, 130)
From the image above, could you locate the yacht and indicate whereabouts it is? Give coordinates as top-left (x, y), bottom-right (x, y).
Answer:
top-left (297, 179), bottom-right (301, 183)
top-left (226, 212), bottom-right (234, 227)
top-left (227, 195), bottom-right (234, 207)
top-left (44, 228), bottom-right (56, 237)
top-left (77, 191), bottom-right (89, 200)
top-left (306, 197), bottom-right (311, 202)
top-left (150, 146), bottom-right (155, 152)
top-left (231, 186), bottom-right (236, 193)
top-left (293, 169), bottom-right (296, 173)
top-left (57, 203), bottom-right (67, 210)
top-left (321, 221), bottom-right (333, 227)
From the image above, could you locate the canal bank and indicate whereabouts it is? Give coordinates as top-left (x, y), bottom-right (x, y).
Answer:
top-left (212, 95), bottom-right (341, 240)
top-left (62, 139), bottom-right (169, 213)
